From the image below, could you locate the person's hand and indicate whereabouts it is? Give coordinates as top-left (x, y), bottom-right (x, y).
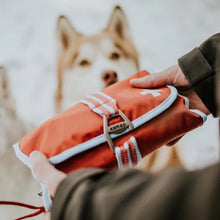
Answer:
top-left (130, 65), bottom-right (210, 115)
top-left (30, 151), bottom-right (67, 219)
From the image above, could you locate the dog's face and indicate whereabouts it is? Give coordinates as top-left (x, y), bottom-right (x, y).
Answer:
top-left (56, 6), bottom-right (139, 112)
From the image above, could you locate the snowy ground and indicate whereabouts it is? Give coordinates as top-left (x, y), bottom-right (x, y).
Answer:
top-left (0, 0), bottom-right (219, 169)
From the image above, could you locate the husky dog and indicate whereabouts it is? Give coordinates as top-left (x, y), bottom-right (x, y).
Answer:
top-left (0, 67), bottom-right (41, 219)
top-left (55, 6), bottom-right (139, 113)
top-left (55, 6), bottom-right (183, 172)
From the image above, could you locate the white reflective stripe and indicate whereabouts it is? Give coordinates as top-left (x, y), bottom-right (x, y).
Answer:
top-left (92, 107), bottom-right (104, 116)
top-left (80, 99), bottom-right (104, 116)
top-left (102, 104), bottom-right (115, 115)
top-left (88, 95), bottom-right (116, 115)
top-left (80, 99), bottom-right (95, 109)
top-left (115, 147), bottom-right (123, 168)
top-left (97, 91), bottom-right (116, 102)
top-left (124, 142), bottom-right (132, 167)
top-left (130, 136), bottom-right (142, 164)
top-left (190, 109), bottom-right (207, 124)
top-left (87, 95), bottom-right (104, 104)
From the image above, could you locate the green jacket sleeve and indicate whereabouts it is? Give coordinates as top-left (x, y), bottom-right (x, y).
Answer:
top-left (178, 33), bottom-right (220, 117)
top-left (51, 163), bottom-right (220, 220)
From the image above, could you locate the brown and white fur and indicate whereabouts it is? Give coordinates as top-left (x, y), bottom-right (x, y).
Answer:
top-left (55, 6), bottom-right (139, 113)
top-left (55, 6), bottom-right (183, 172)
top-left (0, 66), bottom-right (41, 219)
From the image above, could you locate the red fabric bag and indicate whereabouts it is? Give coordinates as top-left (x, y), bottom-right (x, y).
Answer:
top-left (13, 70), bottom-right (207, 211)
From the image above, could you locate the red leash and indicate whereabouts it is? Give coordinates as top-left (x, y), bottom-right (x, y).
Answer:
top-left (0, 201), bottom-right (45, 220)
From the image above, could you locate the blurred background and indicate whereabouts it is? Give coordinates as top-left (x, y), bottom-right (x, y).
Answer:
top-left (0, 0), bottom-right (219, 169)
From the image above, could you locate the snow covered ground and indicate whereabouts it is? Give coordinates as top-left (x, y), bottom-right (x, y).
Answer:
top-left (0, 0), bottom-right (219, 169)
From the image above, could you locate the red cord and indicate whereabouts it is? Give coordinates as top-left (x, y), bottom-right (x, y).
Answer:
top-left (15, 209), bottom-right (45, 220)
top-left (0, 201), bottom-right (45, 220)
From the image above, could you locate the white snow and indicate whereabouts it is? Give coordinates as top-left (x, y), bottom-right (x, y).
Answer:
top-left (0, 0), bottom-right (219, 169)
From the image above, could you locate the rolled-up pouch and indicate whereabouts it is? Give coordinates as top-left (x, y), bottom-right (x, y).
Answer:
top-left (13, 70), bottom-right (207, 212)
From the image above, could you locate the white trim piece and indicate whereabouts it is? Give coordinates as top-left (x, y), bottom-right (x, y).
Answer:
top-left (178, 94), bottom-right (190, 108)
top-left (130, 136), bottom-right (142, 164)
top-left (87, 95), bottom-right (104, 104)
top-left (49, 134), bottom-right (106, 164)
top-left (97, 91), bottom-right (115, 102)
top-left (124, 143), bottom-right (132, 167)
top-left (190, 109), bottom-right (207, 124)
top-left (87, 95), bottom-right (104, 105)
top-left (80, 99), bottom-right (104, 116)
top-left (101, 103), bottom-right (115, 115)
top-left (92, 107), bottom-right (105, 116)
top-left (115, 147), bottom-right (123, 168)
top-left (40, 183), bottom-right (52, 211)
top-left (80, 99), bottom-right (95, 109)
top-left (30, 164), bottom-right (52, 211)
top-left (177, 94), bottom-right (207, 124)
top-left (13, 143), bottom-right (32, 168)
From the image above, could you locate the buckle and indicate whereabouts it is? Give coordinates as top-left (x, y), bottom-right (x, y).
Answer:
top-left (103, 110), bottom-right (134, 153)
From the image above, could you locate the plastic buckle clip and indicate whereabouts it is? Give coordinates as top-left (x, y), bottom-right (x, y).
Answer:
top-left (103, 110), bottom-right (134, 153)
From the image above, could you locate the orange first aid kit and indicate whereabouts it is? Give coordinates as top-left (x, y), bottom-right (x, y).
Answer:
top-left (12, 70), bottom-right (206, 212)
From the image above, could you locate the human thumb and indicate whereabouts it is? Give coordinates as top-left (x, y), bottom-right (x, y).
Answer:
top-left (30, 151), bottom-right (66, 196)
top-left (130, 65), bottom-right (179, 88)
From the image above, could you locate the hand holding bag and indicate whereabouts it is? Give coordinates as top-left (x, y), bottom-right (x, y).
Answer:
top-left (12, 70), bottom-right (207, 213)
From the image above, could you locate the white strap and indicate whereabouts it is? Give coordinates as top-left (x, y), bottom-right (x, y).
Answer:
top-left (115, 136), bottom-right (142, 168)
top-left (80, 92), bottom-right (118, 118)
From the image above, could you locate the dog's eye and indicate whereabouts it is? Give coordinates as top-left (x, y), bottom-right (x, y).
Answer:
top-left (110, 52), bottom-right (120, 60)
top-left (79, 59), bottom-right (90, 67)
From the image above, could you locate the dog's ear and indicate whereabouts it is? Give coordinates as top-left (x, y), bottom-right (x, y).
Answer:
top-left (57, 15), bottom-right (79, 51)
top-left (106, 6), bottom-right (131, 40)
top-left (0, 66), bottom-right (10, 99)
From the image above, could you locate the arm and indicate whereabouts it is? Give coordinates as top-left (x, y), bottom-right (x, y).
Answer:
top-left (178, 33), bottom-right (220, 117)
top-left (131, 33), bottom-right (220, 117)
top-left (52, 164), bottom-right (220, 220)
top-left (30, 152), bottom-right (220, 220)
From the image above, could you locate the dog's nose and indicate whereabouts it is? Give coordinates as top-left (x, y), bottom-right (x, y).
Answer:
top-left (102, 70), bottom-right (118, 86)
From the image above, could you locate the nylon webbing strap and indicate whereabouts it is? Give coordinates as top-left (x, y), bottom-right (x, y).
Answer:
top-left (115, 136), bottom-right (142, 168)
top-left (80, 92), bottom-right (118, 118)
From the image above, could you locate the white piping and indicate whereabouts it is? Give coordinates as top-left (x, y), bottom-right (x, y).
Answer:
top-left (179, 94), bottom-right (190, 108)
top-left (13, 143), bottom-right (32, 168)
top-left (130, 136), bottom-right (142, 164)
top-left (190, 109), bottom-right (207, 124)
top-left (115, 147), bottom-right (123, 168)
